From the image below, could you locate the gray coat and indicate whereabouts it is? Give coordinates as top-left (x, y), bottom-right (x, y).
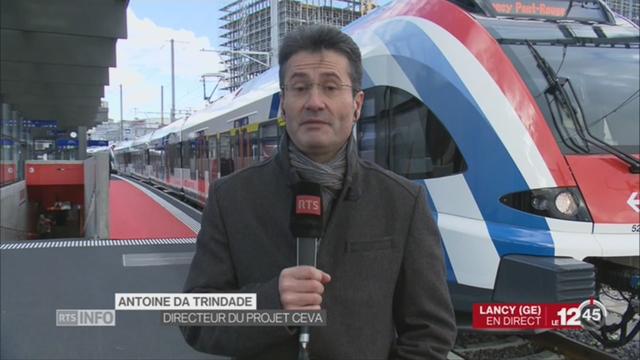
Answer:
top-left (182, 135), bottom-right (456, 359)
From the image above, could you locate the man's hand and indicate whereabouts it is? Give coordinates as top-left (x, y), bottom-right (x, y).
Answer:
top-left (279, 266), bottom-right (331, 310)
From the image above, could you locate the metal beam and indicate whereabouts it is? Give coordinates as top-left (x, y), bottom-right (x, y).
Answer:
top-left (16, 104), bottom-right (98, 121)
top-left (0, 62), bottom-right (109, 86)
top-left (0, 81), bottom-right (104, 99)
top-left (1, 0), bottom-right (128, 39)
top-left (0, 0), bottom-right (128, 131)
top-left (1, 29), bottom-right (117, 68)
top-left (8, 95), bottom-right (101, 107)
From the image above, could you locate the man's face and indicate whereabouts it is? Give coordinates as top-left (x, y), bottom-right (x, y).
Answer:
top-left (281, 50), bottom-right (364, 163)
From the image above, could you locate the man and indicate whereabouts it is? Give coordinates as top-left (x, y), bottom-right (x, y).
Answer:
top-left (182, 24), bottom-right (456, 359)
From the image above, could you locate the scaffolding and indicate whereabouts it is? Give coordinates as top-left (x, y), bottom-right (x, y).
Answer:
top-left (219, 0), bottom-right (375, 91)
top-left (605, 0), bottom-right (640, 25)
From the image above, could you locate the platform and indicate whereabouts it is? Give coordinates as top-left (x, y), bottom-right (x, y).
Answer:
top-left (109, 176), bottom-right (199, 239)
top-left (0, 176), bottom-right (225, 359)
top-left (0, 176), bottom-right (467, 359)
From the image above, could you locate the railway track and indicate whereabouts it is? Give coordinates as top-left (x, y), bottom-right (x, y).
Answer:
top-left (529, 331), bottom-right (619, 360)
top-left (453, 330), bottom-right (627, 360)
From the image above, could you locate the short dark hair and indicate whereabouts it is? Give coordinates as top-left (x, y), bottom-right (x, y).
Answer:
top-left (278, 24), bottom-right (362, 93)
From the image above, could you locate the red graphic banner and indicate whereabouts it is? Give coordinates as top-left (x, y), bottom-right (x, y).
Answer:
top-left (473, 303), bottom-right (586, 330)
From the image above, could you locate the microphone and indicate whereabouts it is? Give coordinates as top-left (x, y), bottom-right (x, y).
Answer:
top-left (291, 181), bottom-right (323, 357)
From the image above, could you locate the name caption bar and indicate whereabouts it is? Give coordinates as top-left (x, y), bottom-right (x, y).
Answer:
top-left (115, 293), bottom-right (257, 310)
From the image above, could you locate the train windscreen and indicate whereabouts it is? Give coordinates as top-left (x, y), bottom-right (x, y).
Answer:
top-left (503, 42), bottom-right (640, 155)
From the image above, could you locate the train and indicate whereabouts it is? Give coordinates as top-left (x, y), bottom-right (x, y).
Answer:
top-left (114, 0), bottom-right (639, 346)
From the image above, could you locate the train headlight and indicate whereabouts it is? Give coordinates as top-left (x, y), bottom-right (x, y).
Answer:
top-left (500, 187), bottom-right (592, 222)
top-left (555, 191), bottom-right (578, 216)
top-left (531, 196), bottom-right (548, 211)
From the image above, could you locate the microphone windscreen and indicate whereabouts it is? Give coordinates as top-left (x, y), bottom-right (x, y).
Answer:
top-left (291, 181), bottom-right (323, 238)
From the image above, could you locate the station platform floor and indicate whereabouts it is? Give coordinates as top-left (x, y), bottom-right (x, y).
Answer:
top-left (109, 176), bottom-right (199, 240)
top-left (1, 176), bottom-right (464, 359)
top-left (0, 176), bottom-right (226, 359)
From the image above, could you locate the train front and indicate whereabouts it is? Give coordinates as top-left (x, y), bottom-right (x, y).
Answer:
top-left (476, 1), bottom-right (639, 346)
top-left (344, 0), bottom-right (637, 345)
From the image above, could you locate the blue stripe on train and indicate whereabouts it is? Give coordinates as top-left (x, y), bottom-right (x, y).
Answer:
top-left (269, 92), bottom-right (281, 120)
top-left (362, 71), bottom-right (374, 90)
top-left (370, 19), bottom-right (554, 257)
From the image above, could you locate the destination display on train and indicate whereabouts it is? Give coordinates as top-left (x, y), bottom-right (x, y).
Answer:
top-left (487, 0), bottom-right (576, 18)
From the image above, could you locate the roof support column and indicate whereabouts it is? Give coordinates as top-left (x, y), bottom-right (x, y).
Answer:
top-left (78, 126), bottom-right (87, 160)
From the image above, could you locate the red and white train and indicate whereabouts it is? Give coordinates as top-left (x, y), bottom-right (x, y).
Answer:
top-left (114, 0), bottom-right (639, 346)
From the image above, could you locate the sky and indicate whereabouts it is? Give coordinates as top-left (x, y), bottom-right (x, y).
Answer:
top-left (103, 0), bottom-right (393, 122)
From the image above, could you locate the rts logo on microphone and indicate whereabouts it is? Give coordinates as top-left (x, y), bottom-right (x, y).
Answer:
top-left (296, 196), bottom-right (321, 216)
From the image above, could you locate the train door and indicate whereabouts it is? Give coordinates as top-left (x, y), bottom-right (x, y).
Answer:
top-left (195, 131), bottom-right (208, 201)
top-left (124, 152), bottom-right (131, 174)
top-left (219, 132), bottom-right (233, 176)
top-left (231, 117), bottom-right (250, 170)
top-left (162, 136), bottom-right (170, 184)
top-left (246, 123), bottom-right (259, 167)
top-left (156, 146), bottom-right (164, 182)
top-left (230, 129), bottom-right (239, 171)
top-left (208, 135), bottom-right (218, 183)
top-left (167, 134), bottom-right (182, 190)
top-left (148, 147), bottom-right (158, 181)
top-left (233, 127), bottom-right (250, 170)
top-left (259, 120), bottom-right (280, 160)
top-left (185, 137), bottom-right (194, 192)
top-left (144, 148), bottom-right (150, 178)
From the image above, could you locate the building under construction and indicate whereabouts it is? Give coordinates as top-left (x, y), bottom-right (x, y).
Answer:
top-left (605, 0), bottom-right (640, 25)
top-left (220, 0), bottom-right (376, 91)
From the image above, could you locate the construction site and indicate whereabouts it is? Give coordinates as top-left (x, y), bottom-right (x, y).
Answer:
top-left (219, 0), bottom-right (377, 91)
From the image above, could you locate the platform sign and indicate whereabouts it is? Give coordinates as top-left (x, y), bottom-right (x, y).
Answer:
top-left (56, 139), bottom-right (79, 149)
top-left (24, 119), bottom-right (58, 128)
top-left (0, 139), bottom-right (14, 146)
top-left (88, 140), bottom-right (109, 147)
top-left (0, 120), bottom-right (17, 127)
top-left (46, 129), bottom-right (66, 136)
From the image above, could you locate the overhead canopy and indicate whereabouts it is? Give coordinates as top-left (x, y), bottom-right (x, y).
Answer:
top-left (0, 0), bottom-right (129, 130)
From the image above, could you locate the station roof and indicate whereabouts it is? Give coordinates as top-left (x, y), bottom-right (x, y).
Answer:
top-left (0, 0), bottom-right (129, 130)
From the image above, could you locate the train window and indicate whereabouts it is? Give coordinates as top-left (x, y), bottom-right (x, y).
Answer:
top-left (358, 89), bottom-right (389, 165)
top-left (260, 121), bottom-right (279, 160)
top-left (358, 119), bottom-right (376, 163)
top-left (358, 86), bottom-right (467, 179)
top-left (503, 43), bottom-right (640, 155)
